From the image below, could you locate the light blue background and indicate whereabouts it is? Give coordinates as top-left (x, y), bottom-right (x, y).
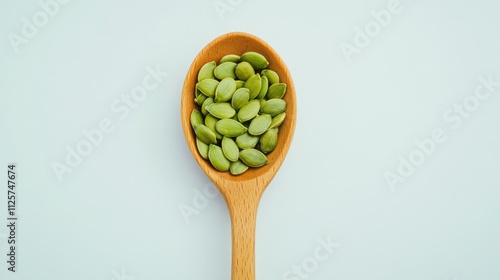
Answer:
top-left (1, 0), bottom-right (499, 279)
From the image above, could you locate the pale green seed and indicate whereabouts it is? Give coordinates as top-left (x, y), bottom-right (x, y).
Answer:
top-left (235, 80), bottom-right (245, 89)
top-left (206, 102), bottom-right (235, 119)
top-left (201, 97), bottom-right (214, 116)
top-left (214, 62), bottom-right (237, 80)
top-left (238, 100), bottom-right (260, 122)
top-left (261, 69), bottom-right (279, 84)
top-left (260, 99), bottom-right (266, 108)
top-left (260, 99), bottom-right (286, 116)
top-left (196, 79), bottom-right (219, 97)
top-left (239, 148), bottom-right (268, 167)
top-left (236, 132), bottom-right (259, 149)
top-left (256, 75), bottom-right (268, 100)
top-left (208, 144), bottom-right (230, 171)
top-left (260, 128), bottom-right (278, 154)
top-left (196, 138), bottom-right (209, 159)
top-left (231, 88), bottom-right (250, 111)
top-left (220, 54), bottom-right (240, 64)
top-left (235, 61), bottom-right (255, 81)
top-left (215, 77), bottom-right (237, 102)
top-left (215, 119), bottom-right (247, 137)
top-left (269, 112), bottom-right (286, 129)
top-left (222, 137), bottom-right (239, 162)
top-left (267, 83), bottom-right (287, 99)
top-left (230, 160), bottom-right (249, 175)
top-left (197, 61), bottom-right (216, 82)
top-left (248, 114), bottom-right (272, 136)
top-left (190, 109), bottom-right (204, 129)
top-left (194, 124), bottom-right (217, 145)
top-left (194, 89), bottom-right (207, 105)
top-left (244, 73), bottom-right (262, 99)
top-left (205, 114), bottom-right (222, 140)
top-left (241, 52), bottom-right (269, 70)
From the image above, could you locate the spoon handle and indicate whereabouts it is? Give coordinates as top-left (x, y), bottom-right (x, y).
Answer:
top-left (225, 186), bottom-right (262, 280)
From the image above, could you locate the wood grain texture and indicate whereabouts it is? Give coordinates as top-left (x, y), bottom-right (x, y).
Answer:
top-left (181, 32), bottom-right (296, 280)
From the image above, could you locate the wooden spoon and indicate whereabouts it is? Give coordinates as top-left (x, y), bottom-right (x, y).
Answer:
top-left (181, 32), bottom-right (296, 280)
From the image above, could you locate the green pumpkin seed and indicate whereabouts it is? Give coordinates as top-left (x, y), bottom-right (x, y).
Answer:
top-left (201, 97), bottom-right (214, 116)
top-left (241, 52), bottom-right (269, 70)
top-left (256, 75), bottom-right (269, 100)
top-left (267, 83), bottom-right (287, 99)
top-left (239, 148), bottom-right (268, 167)
top-left (215, 119), bottom-right (247, 137)
top-left (206, 102), bottom-right (235, 119)
top-left (231, 88), bottom-right (250, 111)
top-left (248, 114), bottom-right (272, 136)
top-left (222, 137), bottom-right (239, 162)
top-left (214, 62), bottom-right (237, 80)
top-left (261, 69), bottom-right (279, 84)
top-left (205, 114), bottom-right (222, 140)
top-left (197, 61), bottom-right (216, 82)
top-left (238, 100), bottom-right (260, 122)
top-left (194, 89), bottom-right (207, 105)
top-left (220, 54), bottom-right (240, 64)
top-left (196, 79), bottom-right (219, 97)
top-left (215, 77), bottom-right (237, 102)
top-left (230, 160), bottom-right (249, 175)
top-left (196, 138), bottom-right (209, 159)
top-left (260, 99), bottom-right (286, 116)
top-left (260, 128), bottom-right (278, 154)
top-left (236, 132), bottom-right (259, 149)
top-left (235, 80), bottom-right (245, 89)
top-left (235, 61), bottom-right (255, 81)
top-left (208, 144), bottom-right (230, 171)
top-left (244, 73), bottom-right (262, 99)
top-left (190, 109), bottom-right (204, 129)
top-left (269, 112), bottom-right (286, 129)
top-left (194, 124), bottom-right (217, 145)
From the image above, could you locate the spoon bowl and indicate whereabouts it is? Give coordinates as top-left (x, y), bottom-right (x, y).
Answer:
top-left (181, 32), bottom-right (296, 280)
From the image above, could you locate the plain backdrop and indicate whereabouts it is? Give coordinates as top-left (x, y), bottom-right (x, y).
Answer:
top-left (1, 0), bottom-right (499, 279)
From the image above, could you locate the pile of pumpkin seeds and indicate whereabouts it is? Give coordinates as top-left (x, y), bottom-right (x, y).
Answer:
top-left (190, 51), bottom-right (287, 175)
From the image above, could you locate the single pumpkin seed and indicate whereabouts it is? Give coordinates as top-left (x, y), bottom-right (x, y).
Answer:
top-left (256, 75), bottom-right (269, 100)
top-left (238, 100), bottom-right (260, 122)
top-left (201, 97), bottom-right (214, 116)
top-left (244, 73), bottom-right (262, 99)
top-left (215, 119), bottom-right (247, 137)
top-left (206, 102), bottom-right (235, 119)
top-left (241, 52), bottom-right (269, 70)
top-left (194, 124), bottom-right (217, 145)
top-left (260, 99), bottom-right (286, 116)
top-left (194, 89), bottom-right (207, 105)
top-left (235, 80), bottom-right (245, 89)
top-left (269, 112), bottom-right (286, 129)
top-left (205, 114), bottom-right (222, 140)
top-left (267, 83), bottom-right (287, 99)
top-left (236, 132), bottom-right (259, 149)
top-left (197, 61), bottom-right (216, 82)
top-left (196, 79), bottom-right (219, 97)
top-left (235, 61), bottom-right (255, 81)
top-left (214, 62), bottom-right (237, 80)
top-left (261, 69), bottom-right (279, 84)
top-left (230, 160), bottom-right (249, 175)
top-left (220, 54), bottom-right (240, 64)
top-left (221, 137), bottom-right (239, 162)
top-left (260, 128), bottom-right (278, 154)
top-left (239, 148), bottom-right (269, 167)
top-left (231, 88), bottom-right (250, 111)
top-left (190, 109), bottom-right (204, 129)
top-left (196, 138), bottom-right (209, 159)
top-left (208, 144), bottom-right (230, 171)
top-left (215, 77), bottom-right (237, 102)
top-left (248, 114), bottom-right (272, 136)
